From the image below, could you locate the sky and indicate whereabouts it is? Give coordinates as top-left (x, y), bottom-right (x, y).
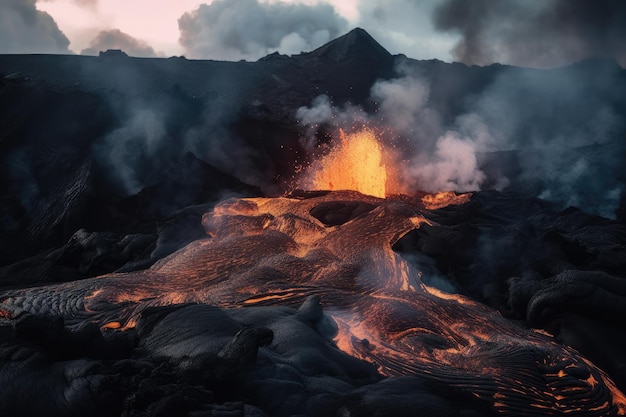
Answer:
top-left (1, 0), bottom-right (626, 67)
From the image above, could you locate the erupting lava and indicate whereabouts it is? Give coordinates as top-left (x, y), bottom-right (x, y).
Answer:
top-left (303, 129), bottom-right (390, 198)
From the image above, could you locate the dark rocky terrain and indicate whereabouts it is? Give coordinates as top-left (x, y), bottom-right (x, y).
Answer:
top-left (1, 29), bottom-right (626, 416)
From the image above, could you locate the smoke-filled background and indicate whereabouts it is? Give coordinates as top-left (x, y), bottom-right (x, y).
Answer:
top-left (434, 0), bottom-right (626, 68)
top-left (297, 56), bottom-right (626, 218)
top-left (3, 0), bottom-right (624, 66)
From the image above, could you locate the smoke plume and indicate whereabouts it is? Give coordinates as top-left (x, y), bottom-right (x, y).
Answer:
top-left (296, 57), bottom-right (625, 218)
top-left (295, 95), bottom-right (368, 151)
top-left (95, 107), bottom-right (167, 195)
top-left (81, 29), bottom-right (158, 57)
top-left (370, 67), bottom-right (488, 192)
top-left (178, 0), bottom-right (348, 61)
top-left (91, 64), bottom-right (268, 198)
top-left (466, 60), bottom-right (625, 218)
top-left (433, 0), bottom-right (626, 68)
top-left (0, 0), bottom-right (70, 54)
top-left (296, 64), bottom-right (489, 194)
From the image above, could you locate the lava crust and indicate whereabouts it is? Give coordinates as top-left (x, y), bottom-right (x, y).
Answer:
top-left (1, 191), bottom-right (625, 416)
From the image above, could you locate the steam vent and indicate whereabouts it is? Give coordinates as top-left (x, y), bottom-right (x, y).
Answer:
top-left (2, 28), bottom-right (626, 416)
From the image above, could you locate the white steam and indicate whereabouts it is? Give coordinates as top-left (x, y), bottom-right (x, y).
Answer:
top-left (370, 68), bottom-right (488, 192)
top-left (409, 133), bottom-right (485, 192)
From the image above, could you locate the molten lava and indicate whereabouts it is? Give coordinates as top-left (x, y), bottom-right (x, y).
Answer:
top-left (1, 190), bottom-right (625, 415)
top-left (421, 191), bottom-right (473, 210)
top-left (304, 129), bottom-right (388, 198)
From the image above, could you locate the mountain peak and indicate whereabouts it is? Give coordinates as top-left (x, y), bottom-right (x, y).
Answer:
top-left (307, 28), bottom-right (392, 62)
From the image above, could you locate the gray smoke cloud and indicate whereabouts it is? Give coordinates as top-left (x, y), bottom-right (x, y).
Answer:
top-left (95, 106), bottom-right (167, 195)
top-left (295, 94), bottom-right (368, 151)
top-left (183, 101), bottom-right (267, 189)
top-left (0, 0), bottom-right (70, 54)
top-left (434, 0), bottom-right (626, 68)
top-left (92, 68), bottom-right (267, 197)
top-left (95, 102), bottom-right (244, 196)
top-left (81, 29), bottom-right (158, 57)
top-left (370, 66), bottom-right (487, 192)
top-left (178, 0), bottom-right (348, 60)
top-left (467, 62), bottom-right (626, 218)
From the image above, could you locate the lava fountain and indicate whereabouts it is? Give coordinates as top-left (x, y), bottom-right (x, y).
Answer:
top-left (302, 129), bottom-right (389, 198)
top-left (1, 129), bottom-right (626, 415)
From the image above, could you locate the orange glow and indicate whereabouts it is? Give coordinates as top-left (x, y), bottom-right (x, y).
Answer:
top-left (584, 358), bottom-right (626, 414)
top-left (101, 318), bottom-right (138, 331)
top-left (421, 191), bottom-right (472, 210)
top-left (305, 129), bottom-right (388, 198)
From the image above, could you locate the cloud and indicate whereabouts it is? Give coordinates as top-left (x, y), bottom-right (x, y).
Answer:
top-left (295, 94), bottom-right (369, 154)
top-left (39, 0), bottom-right (98, 8)
top-left (433, 0), bottom-right (626, 68)
top-left (353, 0), bottom-right (457, 61)
top-left (178, 0), bottom-right (348, 60)
top-left (0, 0), bottom-right (70, 54)
top-left (81, 29), bottom-right (158, 57)
top-left (72, 0), bottom-right (97, 7)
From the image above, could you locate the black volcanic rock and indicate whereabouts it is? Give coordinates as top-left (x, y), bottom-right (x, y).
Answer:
top-left (289, 27), bottom-right (395, 105)
top-left (0, 151), bottom-right (261, 288)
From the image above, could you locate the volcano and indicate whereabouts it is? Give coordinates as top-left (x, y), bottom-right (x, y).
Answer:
top-left (1, 29), bottom-right (626, 416)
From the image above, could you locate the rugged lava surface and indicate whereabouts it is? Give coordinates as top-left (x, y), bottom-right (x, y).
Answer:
top-left (1, 191), bottom-right (625, 416)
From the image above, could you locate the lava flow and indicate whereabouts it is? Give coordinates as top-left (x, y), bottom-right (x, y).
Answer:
top-left (1, 131), bottom-right (626, 415)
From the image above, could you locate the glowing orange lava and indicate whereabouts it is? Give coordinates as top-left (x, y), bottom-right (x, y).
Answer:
top-left (421, 191), bottom-right (472, 210)
top-left (305, 129), bottom-right (388, 198)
